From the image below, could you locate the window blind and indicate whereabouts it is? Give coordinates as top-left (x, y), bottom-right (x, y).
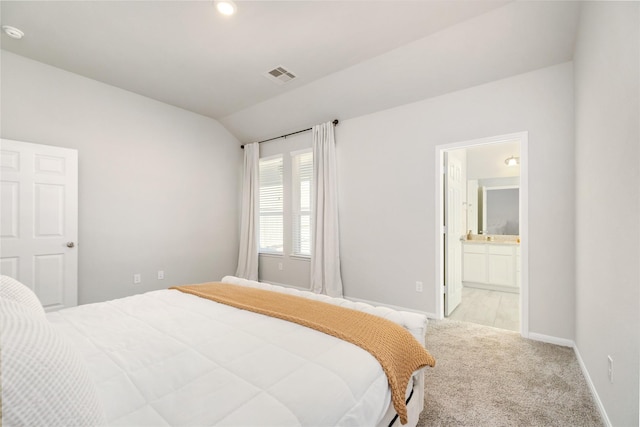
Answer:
top-left (259, 156), bottom-right (283, 253)
top-left (292, 150), bottom-right (313, 256)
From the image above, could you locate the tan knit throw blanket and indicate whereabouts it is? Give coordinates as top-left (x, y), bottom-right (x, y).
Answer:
top-left (171, 282), bottom-right (435, 425)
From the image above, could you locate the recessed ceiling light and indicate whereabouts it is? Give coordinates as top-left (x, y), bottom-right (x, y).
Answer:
top-left (2, 25), bottom-right (24, 40)
top-left (215, 1), bottom-right (237, 16)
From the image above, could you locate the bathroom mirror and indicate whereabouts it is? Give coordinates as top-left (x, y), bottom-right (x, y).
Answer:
top-left (474, 177), bottom-right (520, 235)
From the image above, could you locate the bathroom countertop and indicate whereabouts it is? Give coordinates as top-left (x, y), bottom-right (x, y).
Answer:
top-left (462, 235), bottom-right (520, 245)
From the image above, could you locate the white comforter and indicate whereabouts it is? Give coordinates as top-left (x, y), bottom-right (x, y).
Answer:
top-left (47, 287), bottom-right (393, 426)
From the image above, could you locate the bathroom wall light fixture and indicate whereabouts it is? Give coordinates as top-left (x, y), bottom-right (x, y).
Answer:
top-left (504, 155), bottom-right (520, 167)
top-left (215, 0), bottom-right (237, 16)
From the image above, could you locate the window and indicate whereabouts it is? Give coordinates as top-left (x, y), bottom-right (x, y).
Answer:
top-left (259, 155), bottom-right (283, 253)
top-left (258, 149), bottom-right (314, 256)
top-left (292, 150), bottom-right (313, 256)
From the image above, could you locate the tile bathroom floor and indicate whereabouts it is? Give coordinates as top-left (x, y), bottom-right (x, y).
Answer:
top-left (447, 287), bottom-right (520, 332)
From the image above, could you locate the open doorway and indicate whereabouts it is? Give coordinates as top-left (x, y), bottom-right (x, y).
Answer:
top-left (435, 132), bottom-right (529, 336)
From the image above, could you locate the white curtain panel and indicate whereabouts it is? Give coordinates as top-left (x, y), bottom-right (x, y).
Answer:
top-left (310, 122), bottom-right (344, 297)
top-left (235, 142), bottom-right (259, 280)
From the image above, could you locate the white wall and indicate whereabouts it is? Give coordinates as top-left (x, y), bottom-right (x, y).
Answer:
top-left (336, 62), bottom-right (575, 340)
top-left (1, 51), bottom-right (242, 304)
top-left (573, 2), bottom-right (639, 425)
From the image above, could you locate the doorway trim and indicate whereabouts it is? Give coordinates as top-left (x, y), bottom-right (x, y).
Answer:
top-left (434, 131), bottom-right (529, 337)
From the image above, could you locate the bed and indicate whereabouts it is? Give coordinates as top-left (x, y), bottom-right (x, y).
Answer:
top-left (1, 275), bottom-right (434, 427)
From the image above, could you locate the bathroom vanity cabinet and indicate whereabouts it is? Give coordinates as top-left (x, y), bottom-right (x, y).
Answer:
top-left (462, 241), bottom-right (520, 293)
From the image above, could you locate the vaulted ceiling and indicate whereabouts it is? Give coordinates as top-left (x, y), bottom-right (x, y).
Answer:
top-left (0, 1), bottom-right (580, 143)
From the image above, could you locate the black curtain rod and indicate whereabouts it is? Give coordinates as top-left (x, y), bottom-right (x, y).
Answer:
top-left (241, 119), bottom-right (339, 149)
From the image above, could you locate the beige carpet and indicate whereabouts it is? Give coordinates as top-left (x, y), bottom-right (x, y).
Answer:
top-left (418, 320), bottom-right (603, 427)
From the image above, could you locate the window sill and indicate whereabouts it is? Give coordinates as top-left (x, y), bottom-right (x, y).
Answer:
top-left (259, 252), bottom-right (283, 258)
top-left (258, 253), bottom-right (310, 261)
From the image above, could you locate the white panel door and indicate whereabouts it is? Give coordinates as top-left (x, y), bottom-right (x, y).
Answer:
top-left (444, 153), bottom-right (463, 316)
top-left (1, 139), bottom-right (78, 311)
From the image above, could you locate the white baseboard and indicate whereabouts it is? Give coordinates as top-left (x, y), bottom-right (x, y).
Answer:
top-left (527, 332), bottom-right (574, 348)
top-left (573, 346), bottom-right (612, 427)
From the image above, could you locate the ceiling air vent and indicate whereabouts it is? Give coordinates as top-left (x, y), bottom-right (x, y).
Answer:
top-left (265, 66), bottom-right (296, 85)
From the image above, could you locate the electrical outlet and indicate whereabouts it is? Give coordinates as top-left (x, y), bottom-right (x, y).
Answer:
top-left (158, 270), bottom-right (165, 280)
top-left (278, 262), bottom-right (283, 271)
top-left (607, 355), bottom-right (613, 383)
top-left (133, 274), bottom-right (141, 284)
top-left (415, 281), bottom-right (423, 292)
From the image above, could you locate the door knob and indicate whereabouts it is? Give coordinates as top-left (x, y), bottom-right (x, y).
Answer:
top-left (66, 242), bottom-right (75, 248)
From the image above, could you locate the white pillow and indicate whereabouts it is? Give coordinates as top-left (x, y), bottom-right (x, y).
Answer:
top-left (0, 298), bottom-right (107, 427)
top-left (0, 275), bottom-right (45, 317)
